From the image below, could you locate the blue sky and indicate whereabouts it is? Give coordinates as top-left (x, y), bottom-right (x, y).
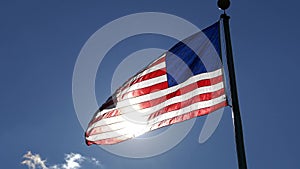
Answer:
top-left (1, 0), bottom-right (300, 169)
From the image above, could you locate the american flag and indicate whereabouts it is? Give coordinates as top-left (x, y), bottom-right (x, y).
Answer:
top-left (85, 22), bottom-right (227, 145)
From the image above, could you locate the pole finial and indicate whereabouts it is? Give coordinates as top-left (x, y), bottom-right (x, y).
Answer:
top-left (217, 0), bottom-right (230, 10)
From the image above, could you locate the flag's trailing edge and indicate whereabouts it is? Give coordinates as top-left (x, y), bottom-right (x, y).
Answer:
top-left (85, 21), bottom-right (227, 145)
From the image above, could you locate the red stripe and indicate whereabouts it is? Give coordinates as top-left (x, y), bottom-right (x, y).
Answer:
top-left (150, 101), bottom-right (227, 131)
top-left (121, 81), bottom-right (169, 100)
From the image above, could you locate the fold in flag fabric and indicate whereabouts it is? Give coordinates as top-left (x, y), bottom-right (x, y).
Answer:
top-left (85, 22), bottom-right (227, 145)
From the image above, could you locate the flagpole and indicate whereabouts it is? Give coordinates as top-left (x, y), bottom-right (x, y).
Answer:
top-left (217, 0), bottom-right (248, 169)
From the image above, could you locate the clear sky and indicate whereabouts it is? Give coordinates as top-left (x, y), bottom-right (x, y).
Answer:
top-left (1, 0), bottom-right (300, 169)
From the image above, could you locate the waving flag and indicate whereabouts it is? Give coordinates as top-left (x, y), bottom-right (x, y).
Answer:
top-left (85, 22), bottom-right (227, 145)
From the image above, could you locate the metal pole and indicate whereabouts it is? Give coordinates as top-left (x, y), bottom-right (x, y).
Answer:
top-left (221, 13), bottom-right (248, 169)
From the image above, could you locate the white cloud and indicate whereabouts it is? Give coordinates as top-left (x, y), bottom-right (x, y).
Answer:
top-left (90, 157), bottom-right (101, 166)
top-left (61, 153), bottom-right (84, 169)
top-left (21, 151), bottom-right (102, 169)
top-left (21, 151), bottom-right (47, 169)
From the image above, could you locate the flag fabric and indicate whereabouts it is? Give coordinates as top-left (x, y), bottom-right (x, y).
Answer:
top-left (85, 22), bottom-right (227, 145)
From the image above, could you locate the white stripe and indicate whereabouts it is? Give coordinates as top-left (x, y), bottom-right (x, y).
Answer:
top-left (86, 95), bottom-right (226, 141)
top-left (93, 69), bottom-right (223, 118)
